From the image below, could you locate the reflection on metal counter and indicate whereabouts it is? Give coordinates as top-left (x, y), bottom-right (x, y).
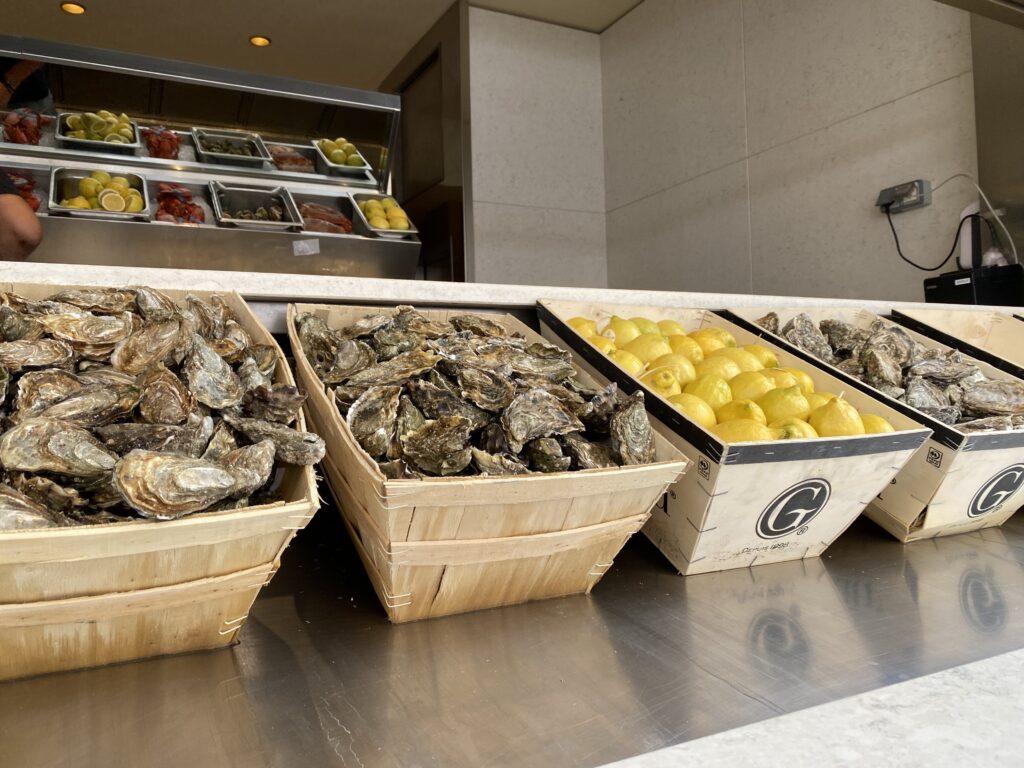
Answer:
top-left (2, 508), bottom-right (1024, 768)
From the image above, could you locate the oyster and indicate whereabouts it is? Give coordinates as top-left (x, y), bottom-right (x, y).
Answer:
top-left (407, 379), bottom-right (490, 431)
top-left (209, 320), bottom-right (252, 362)
top-left (876, 383), bottom-right (906, 400)
top-left (346, 385), bottom-right (401, 458)
top-left (95, 422), bottom-right (199, 455)
top-left (526, 437), bottom-right (571, 473)
top-left (78, 367), bottom-right (137, 387)
top-left (337, 313), bottom-right (391, 341)
top-left (113, 450), bottom-right (237, 519)
top-left (562, 432), bottom-right (616, 470)
top-left (132, 286), bottom-right (179, 320)
top-left (961, 379), bottom-right (1024, 416)
top-left (202, 421), bottom-right (238, 461)
top-left (240, 344), bottom-right (278, 378)
top-left (906, 356), bottom-right (982, 384)
top-left (111, 319), bottom-right (184, 374)
top-left (919, 406), bottom-right (962, 425)
top-left (479, 421), bottom-right (510, 454)
top-left (861, 322), bottom-right (914, 368)
top-left (0, 364), bottom-right (8, 406)
top-left (346, 349), bottom-right (440, 387)
top-left (47, 287), bottom-right (137, 314)
top-left (378, 459), bottom-right (420, 479)
top-left (37, 311), bottom-right (134, 359)
top-left (371, 325), bottom-right (422, 361)
top-left (755, 312), bottom-right (780, 335)
top-left (322, 340), bottom-right (377, 385)
top-left (819, 319), bottom-right (869, 355)
top-left (14, 369), bottom-right (84, 416)
top-left (471, 448), bottom-right (529, 475)
top-left (137, 365), bottom-right (194, 425)
top-left (237, 358), bottom-right (272, 393)
top-left (610, 391), bottom-right (656, 465)
top-left (186, 294), bottom-right (228, 340)
top-left (0, 483), bottom-right (66, 530)
top-left (184, 333), bottom-right (243, 408)
top-left (501, 388), bottom-right (583, 454)
top-left (862, 349), bottom-right (903, 389)
top-left (477, 342), bottom-right (576, 383)
top-left (0, 418), bottom-right (117, 476)
top-left (393, 306), bottom-right (451, 338)
top-left (218, 440), bottom-right (276, 497)
top-left (0, 339), bottom-right (74, 371)
top-left (835, 359), bottom-right (866, 379)
top-left (580, 383), bottom-right (619, 435)
top-left (457, 365), bottom-right (516, 412)
top-left (0, 305), bottom-right (43, 342)
top-left (903, 377), bottom-right (948, 410)
top-left (242, 384), bottom-right (305, 425)
top-left (37, 382), bottom-right (141, 427)
top-left (958, 416), bottom-right (1014, 433)
top-left (295, 312), bottom-right (339, 370)
top-left (222, 415), bottom-right (326, 465)
top-left (400, 416), bottom-right (473, 476)
top-left (9, 473), bottom-right (86, 516)
top-left (781, 314), bottom-right (834, 363)
top-left (450, 314), bottom-right (507, 338)
top-left (396, 395), bottom-right (427, 439)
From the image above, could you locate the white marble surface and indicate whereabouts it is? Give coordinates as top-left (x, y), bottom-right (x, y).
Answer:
top-left (601, 647), bottom-right (1024, 767)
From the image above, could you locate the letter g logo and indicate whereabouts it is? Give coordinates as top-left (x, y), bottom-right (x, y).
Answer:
top-left (756, 479), bottom-right (831, 539)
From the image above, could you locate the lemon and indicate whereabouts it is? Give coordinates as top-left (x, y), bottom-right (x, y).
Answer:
top-left (78, 177), bottom-right (102, 198)
top-left (861, 414), bottom-right (896, 434)
top-left (669, 393), bottom-right (717, 429)
top-left (771, 418), bottom-right (819, 440)
top-left (381, 198), bottom-right (398, 210)
top-left (86, 196), bottom-right (98, 209)
top-left (710, 347), bottom-right (764, 373)
top-left (688, 329), bottom-right (728, 356)
top-left (368, 216), bottom-right (390, 229)
top-left (623, 333), bottom-right (673, 364)
top-left (66, 114), bottom-right (83, 130)
top-left (758, 385), bottom-right (811, 423)
top-left (649, 353), bottom-right (696, 386)
top-left (630, 317), bottom-right (660, 335)
top-left (711, 419), bottom-right (780, 443)
top-left (782, 367), bottom-right (815, 396)
top-left (716, 399), bottom-right (767, 425)
top-left (334, 137), bottom-right (348, 146)
top-left (125, 195), bottom-right (145, 213)
top-left (390, 218), bottom-right (411, 231)
top-left (601, 316), bottom-right (641, 346)
top-left (701, 326), bottom-right (737, 347)
top-left (694, 356), bottom-right (742, 381)
top-left (729, 371), bottom-right (775, 402)
top-left (761, 368), bottom-right (799, 390)
top-left (320, 139), bottom-right (338, 154)
top-left (89, 170), bottom-right (112, 185)
top-left (743, 344), bottom-right (778, 369)
top-left (341, 142), bottom-right (358, 155)
top-left (667, 335), bottom-right (704, 363)
top-left (658, 319), bottom-right (686, 336)
top-left (809, 397), bottom-right (865, 437)
top-left (609, 349), bottom-right (645, 378)
top-left (806, 392), bottom-right (837, 412)
top-left (346, 154), bottom-right (366, 167)
top-left (66, 195), bottom-right (91, 209)
top-left (586, 335), bottom-right (616, 354)
top-left (96, 109), bottom-right (114, 120)
top-left (329, 148), bottom-right (347, 164)
top-left (683, 374), bottom-right (732, 411)
top-left (641, 368), bottom-right (681, 399)
top-left (117, 125), bottom-right (135, 140)
top-left (568, 317), bottom-right (598, 337)
top-left (100, 193), bottom-right (126, 212)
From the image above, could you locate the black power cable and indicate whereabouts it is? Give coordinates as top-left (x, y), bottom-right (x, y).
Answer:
top-left (884, 205), bottom-right (986, 272)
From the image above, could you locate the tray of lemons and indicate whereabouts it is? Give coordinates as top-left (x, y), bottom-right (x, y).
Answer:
top-left (56, 110), bottom-right (141, 154)
top-left (352, 194), bottom-right (417, 239)
top-left (312, 136), bottom-right (370, 177)
top-left (49, 168), bottom-right (151, 221)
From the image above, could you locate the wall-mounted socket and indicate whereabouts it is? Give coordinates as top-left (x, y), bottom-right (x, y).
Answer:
top-left (876, 179), bottom-right (932, 213)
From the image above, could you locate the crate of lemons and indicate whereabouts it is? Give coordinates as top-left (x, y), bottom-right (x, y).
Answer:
top-left (568, 314), bottom-right (895, 444)
top-left (57, 170), bottom-right (146, 214)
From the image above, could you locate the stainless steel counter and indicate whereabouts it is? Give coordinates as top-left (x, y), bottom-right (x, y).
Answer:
top-left (3, 505), bottom-right (1022, 768)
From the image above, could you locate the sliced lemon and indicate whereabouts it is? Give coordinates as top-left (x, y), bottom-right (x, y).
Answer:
top-left (100, 193), bottom-right (127, 212)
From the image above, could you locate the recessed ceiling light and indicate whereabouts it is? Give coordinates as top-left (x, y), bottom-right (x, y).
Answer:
top-left (60, 2), bottom-right (86, 14)
top-left (248, 35), bottom-right (271, 47)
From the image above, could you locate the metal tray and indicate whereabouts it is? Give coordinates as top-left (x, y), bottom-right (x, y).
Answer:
top-left (311, 139), bottom-right (371, 177)
top-left (192, 128), bottom-right (271, 168)
top-left (292, 192), bottom-right (362, 238)
top-left (351, 193), bottom-right (418, 239)
top-left (54, 113), bottom-right (143, 155)
top-left (209, 180), bottom-right (302, 231)
top-left (48, 167), bottom-right (151, 221)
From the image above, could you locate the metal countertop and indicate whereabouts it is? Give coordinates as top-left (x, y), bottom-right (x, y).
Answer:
top-left (3, 507), bottom-right (1024, 768)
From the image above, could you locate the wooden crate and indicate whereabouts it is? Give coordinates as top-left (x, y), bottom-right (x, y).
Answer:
top-left (288, 303), bottom-right (688, 623)
top-left (0, 562), bottom-right (274, 681)
top-left (725, 306), bottom-right (1024, 542)
top-left (0, 282), bottom-right (319, 603)
top-left (539, 301), bottom-right (930, 574)
top-left (891, 307), bottom-right (1024, 379)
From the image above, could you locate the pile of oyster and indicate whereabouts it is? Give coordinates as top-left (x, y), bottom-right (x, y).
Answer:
top-left (294, 306), bottom-right (656, 478)
top-left (757, 312), bottom-right (1024, 432)
top-left (0, 286), bottom-right (325, 531)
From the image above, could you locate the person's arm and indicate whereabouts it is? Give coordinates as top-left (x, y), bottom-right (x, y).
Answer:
top-left (0, 61), bottom-right (43, 110)
top-left (0, 174), bottom-right (42, 261)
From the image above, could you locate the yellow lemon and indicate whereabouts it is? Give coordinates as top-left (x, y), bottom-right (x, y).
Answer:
top-left (809, 397), bottom-right (865, 437)
top-left (630, 317), bottom-right (660, 335)
top-left (861, 414), bottom-right (896, 434)
top-left (761, 368), bottom-right (799, 390)
top-left (125, 195), bottom-right (145, 213)
top-left (782, 367), bottom-right (815, 396)
top-left (641, 368), bottom-right (681, 399)
top-left (711, 419), bottom-right (779, 443)
top-left (806, 391), bottom-right (837, 412)
top-left (683, 374), bottom-right (732, 412)
top-left (586, 335), bottom-right (616, 354)
top-left (694, 356), bottom-right (742, 381)
top-left (716, 399), bottom-right (767, 425)
top-left (568, 317), bottom-right (598, 337)
top-left (601, 316), bottom-right (641, 346)
top-left (758, 385), bottom-right (811, 423)
top-left (710, 347), bottom-right (764, 373)
top-left (609, 349), bottom-right (645, 378)
top-left (700, 326), bottom-right (737, 347)
top-left (743, 344), bottom-right (779, 369)
top-left (688, 329), bottom-right (728, 356)
top-left (667, 335), bottom-right (704, 363)
top-left (771, 418), bottom-right (819, 440)
top-left (658, 319), bottom-right (687, 336)
top-left (89, 170), bottom-right (112, 185)
top-left (623, 333), bottom-right (673, 364)
top-left (649, 353), bottom-right (696, 386)
top-left (728, 371), bottom-right (775, 402)
top-left (668, 393), bottom-right (717, 429)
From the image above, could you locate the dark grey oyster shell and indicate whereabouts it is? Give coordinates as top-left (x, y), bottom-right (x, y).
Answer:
top-left (450, 314), bottom-right (507, 338)
top-left (295, 312), bottom-right (339, 371)
top-left (526, 437), bottom-right (572, 473)
top-left (0, 339), bottom-right (74, 371)
top-left (242, 384), bottom-right (305, 425)
top-left (0, 483), bottom-right (67, 530)
top-left (0, 305), bottom-right (43, 342)
top-left (132, 286), bottom-right (179, 320)
top-left (862, 321), bottom-right (914, 368)
top-left (208, 320), bottom-right (252, 363)
top-left (218, 440), bottom-right (276, 497)
top-left (907, 356), bottom-right (982, 384)
top-left (755, 312), bottom-right (780, 335)
top-left (610, 391), bottom-right (656, 465)
top-left (781, 314), bottom-right (834, 363)
top-left (903, 377), bottom-right (948, 410)
top-left (400, 415), bottom-right (473, 476)
top-left (9, 473), bottom-right (86, 516)
top-left (392, 306), bottom-right (451, 339)
top-left (875, 383), bottom-right (906, 400)
top-left (396, 396), bottom-right (427, 443)
top-left (337, 313), bottom-right (391, 341)
top-left (37, 311), bottom-right (134, 359)
top-left (347, 385), bottom-right (401, 458)
top-left (0, 417), bottom-right (117, 477)
top-left (478, 422), bottom-right (510, 454)
top-left (961, 379), bottom-right (1024, 416)
top-left (346, 349), bottom-right (440, 387)
top-left (111, 319), bottom-right (185, 374)
top-left (237, 357), bottom-right (273, 393)
top-left (239, 344), bottom-right (278, 378)
top-left (37, 381), bottom-right (141, 427)
top-left (222, 415), bottom-right (326, 466)
top-left (819, 319), bottom-right (869, 355)
top-left (835, 358), bottom-right (866, 379)
top-left (14, 369), bottom-right (85, 417)
top-left (322, 340), bottom-right (376, 385)
top-left (471, 448), bottom-right (529, 475)
top-left (113, 450), bottom-right (237, 520)
top-left (501, 388), bottom-right (583, 454)
top-left (185, 294), bottom-right (229, 340)
top-left (377, 459), bottom-right (421, 479)
top-left (919, 406), bottom-right (962, 425)
top-left (457, 365), bottom-right (516, 413)
top-left (184, 333), bottom-right (243, 409)
top-left (562, 432), bottom-right (616, 470)
top-left (371, 325), bottom-right (422, 361)
top-left (407, 379), bottom-right (490, 431)
top-left (137, 365), bottom-right (194, 425)
top-left (862, 348), bottom-right (903, 389)
top-left (202, 421), bottom-right (238, 461)
top-left (48, 288), bottom-right (137, 314)
top-left (958, 416), bottom-right (1014, 433)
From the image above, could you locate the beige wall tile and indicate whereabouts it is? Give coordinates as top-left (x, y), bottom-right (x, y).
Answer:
top-left (601, 0), bottom-right (747, 211)
top-left (606, 161), bottom-right (751, 293)
top-left (469, 8), bottom-right (605, 213)
top-left (743, 0), bottom-right (971, 154)
top-left (472, 202), bottom-right (608, 287)
top-left (748, 74), bottom-right (977, 303)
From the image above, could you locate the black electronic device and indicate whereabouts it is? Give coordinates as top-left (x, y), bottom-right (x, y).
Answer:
top-left (924, 264), bottom-right (1024, 306)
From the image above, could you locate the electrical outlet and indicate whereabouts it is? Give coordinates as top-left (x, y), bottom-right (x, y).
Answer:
top-left (876, 179), bottom-right (932, 213)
